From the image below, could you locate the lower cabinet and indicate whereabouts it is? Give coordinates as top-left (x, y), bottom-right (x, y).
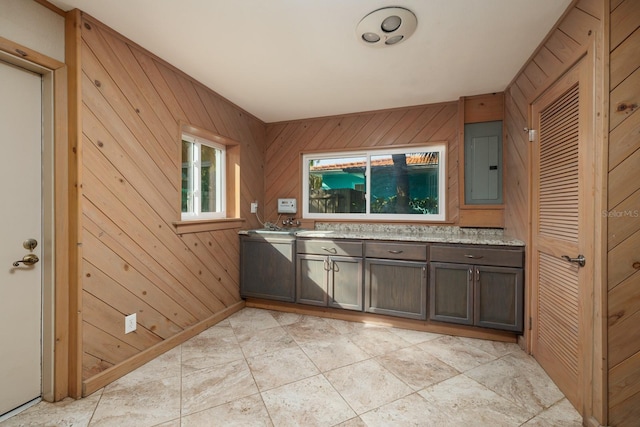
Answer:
top-left (240, 234), bottom-right (524, 333)
top-left (240, 234), bottom-right (296, 302)
top-left (429, 263), bottom-right (473, 324)
top-left (364, 259), bottom-right (427, 320)
top-left (364, 242), bottom-right (428, 320)
top-left (429, 245), bottom-right (524, 332)
top-left (296, 239), bottom-right (363, 311)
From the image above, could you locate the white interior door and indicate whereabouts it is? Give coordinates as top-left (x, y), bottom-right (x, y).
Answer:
top-left (0, 59), bottom-right (43, 416)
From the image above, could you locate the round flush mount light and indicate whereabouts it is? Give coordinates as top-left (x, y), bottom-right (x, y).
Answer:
top-left (356, 7), bottom-right (417, 47)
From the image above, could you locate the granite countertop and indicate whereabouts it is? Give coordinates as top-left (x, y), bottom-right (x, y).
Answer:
top-left (241, 223), bottom-right (525, 247)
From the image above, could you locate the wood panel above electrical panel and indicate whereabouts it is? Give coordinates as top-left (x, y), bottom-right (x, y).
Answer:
top-left (458, 93), bottom-right (505, 228)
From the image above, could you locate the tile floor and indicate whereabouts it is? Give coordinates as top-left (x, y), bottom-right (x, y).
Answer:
top-left (3, 308), bottom-right (583, 427)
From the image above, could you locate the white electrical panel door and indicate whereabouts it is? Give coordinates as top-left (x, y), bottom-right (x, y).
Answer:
top-left (464, 121), bottom-right (503, 205)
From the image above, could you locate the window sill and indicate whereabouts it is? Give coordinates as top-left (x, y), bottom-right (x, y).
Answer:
top-left (173, 218), bottom-right (246, 235)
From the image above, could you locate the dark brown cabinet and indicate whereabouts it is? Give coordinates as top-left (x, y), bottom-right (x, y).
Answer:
top-left (296, 239), bottom-right (363, 311)
top-left (240, 234), bottom-right (296, 302)
top-left (364, 242), bottom-right (428, 320)
top-left (429, 245), bottom-right (524, 332)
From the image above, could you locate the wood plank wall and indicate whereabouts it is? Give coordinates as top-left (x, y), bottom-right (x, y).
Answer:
top-left (607, 0), bottom-right (640, 425)
top-left (263, 102), bottom-right (459, 224)
top-left (504, 0), bottom-right (602, 244)
top-left (76, 13), bottom-right (264, 388)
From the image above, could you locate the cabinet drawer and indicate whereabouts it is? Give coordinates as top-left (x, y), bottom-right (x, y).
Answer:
top-left (365, 242), bottom-right (427, 261)
top-left (429, 245), bottom-right (523, 267)
top-left (297, 239), bottom-right (363, 257)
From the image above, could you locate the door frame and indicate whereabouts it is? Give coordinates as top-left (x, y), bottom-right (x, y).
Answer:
top-left (0, 37), bottom-right (69, 403)
top-left (525, 33), bottom-right (608, 425)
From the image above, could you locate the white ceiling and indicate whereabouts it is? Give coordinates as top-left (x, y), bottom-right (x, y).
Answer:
top-left (48, 0), bottom-right (572, 123)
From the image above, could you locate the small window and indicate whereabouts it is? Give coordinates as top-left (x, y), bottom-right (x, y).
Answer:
top-left (303, 145), bottom-right (446, 221)
top-left (181, 133), bottom-right (225, 220)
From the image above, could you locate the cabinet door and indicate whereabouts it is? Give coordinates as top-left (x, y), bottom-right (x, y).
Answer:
top-left (240, 236), bottom-right (295, 302)
top-left (296, 254), bottom-right (328, 306)
top-left (365, 259), bottom-right (427, 320)
top-left (474, 266), bottom-right (523, 332)
top-left (429, 262), bottom-right (473, 325)
top-left (329, 256), bottom-right (363, 311)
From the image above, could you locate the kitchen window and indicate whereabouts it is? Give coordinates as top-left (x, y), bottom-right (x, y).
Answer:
top-left (181, 133), bottom-right (225, 220)
top-left (302, 145), bottom-right (446, 221)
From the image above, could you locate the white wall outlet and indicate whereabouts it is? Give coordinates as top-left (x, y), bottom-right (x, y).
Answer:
top-left (125, 313), bottom-right (137, 334)
top-left (250, 201), bottom-right (258, 213)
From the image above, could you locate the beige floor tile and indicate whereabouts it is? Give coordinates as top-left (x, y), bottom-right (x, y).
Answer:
top-left (151, 419), bottom-right (180, 427)
top-left (1, 393), bottom-right (101, 427)
top-left (465, 351), bottom-right (566, 415)
top-left (283, 315), bottom-right (341, 343)
top-left (347, 327), bottom-right (413, 356)
top-left (387, 327), bottom-right (443, 344)
top-left (521, 398), bottom-right (582, 426)
top-left (246, 346), bottom-right (319, 391)
top-left (359, 392), bottom-right (444, 426)
top-left (104, 347), bottom-right (181, 394)
top-left (181, 394), bottom-right (273, 427)
top-left (181, 324), bottom-right (244, 373)
top-left (456, 336), bottom-right (522, 357)
top-left (417, 374), bottom-right (536, 426)
top-left (321, 317), bottom-right (373, 335)
top-left (227, 307), bottom-right (280, 335)
top-left (267, 310), bottom-right (307, 327)
top-left (236, 325), bottom-right (297, 358)
top-left (324, 359), bottom-right (413, 414)
top-left (181, 359), bottom-right (258, 416)
top-left (3, 308), bottom-right (581, 426)
top-left (334, 415), bottom-right (368, 426)
top-left (299, 334), bottom-right (370, 372)
top-left (90, 375), bottom-right (181, 427)
top-left (261, 374), bottom-right (356, 427)
top-left (376, 345), bottom-right (459, 390)
top-left (417, 335), bottom-right (497, 372)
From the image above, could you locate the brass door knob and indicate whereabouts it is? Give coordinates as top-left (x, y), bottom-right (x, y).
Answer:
top-left (13, 254), bottom-right (39, 267)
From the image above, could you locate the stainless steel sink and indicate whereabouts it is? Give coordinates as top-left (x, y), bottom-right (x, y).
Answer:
top-left (248, 228), bottom-right (307, 235)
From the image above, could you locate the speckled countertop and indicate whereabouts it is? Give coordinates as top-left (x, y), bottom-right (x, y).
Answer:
top-left (241, 223), bottom-right (525, 247)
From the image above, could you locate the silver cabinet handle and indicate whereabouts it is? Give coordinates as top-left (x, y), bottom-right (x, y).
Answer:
top-left (321, 247), bottom-right (337, 254)
top-left (561, 254), bottom-right (585, 267)
top-left (464, 254), bottom-right (483, 259)
top-left (388, 250), bottom-right (403, 254)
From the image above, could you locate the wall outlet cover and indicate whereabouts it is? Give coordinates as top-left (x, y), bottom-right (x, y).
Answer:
top-left (251, 202), bottom-right (258, 213)
top-left (125, 313), bottom-right (137, 334)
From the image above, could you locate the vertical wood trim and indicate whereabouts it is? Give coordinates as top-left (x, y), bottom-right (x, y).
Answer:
top-left (227, 144), bottom-right (241, 218)
top-left (591, 5), bottom-right (610, 420)
top-left (53, 65), bottom-right (70, 402)
top-left (578, 36), bottom-right (599, 423)
top-left (457, 98), bottom-right (466, 214)
top-left (65, 8), bottom-right (84, 399)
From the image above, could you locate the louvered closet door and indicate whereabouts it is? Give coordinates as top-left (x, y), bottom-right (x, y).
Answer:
top-left (530, 56), bottom-right (593, 414)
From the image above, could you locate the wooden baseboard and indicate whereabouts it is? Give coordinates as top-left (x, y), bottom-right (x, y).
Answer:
top-left (246, 299), bottom-right (517, 343)
top-left (82, 301), bottom-right (245, 397)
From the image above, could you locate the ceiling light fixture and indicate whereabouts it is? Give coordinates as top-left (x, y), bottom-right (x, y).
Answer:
top-left (356, 7), bottom-right (417, 47)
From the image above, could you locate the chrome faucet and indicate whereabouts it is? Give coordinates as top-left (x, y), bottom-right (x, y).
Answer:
top-left (282, 217), bottom-right (300, 227)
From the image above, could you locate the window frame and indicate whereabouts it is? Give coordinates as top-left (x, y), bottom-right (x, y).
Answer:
top-left (302, 144), bottom-right (446, 222)
top-left (181, 132), bottom-right (226, 221)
